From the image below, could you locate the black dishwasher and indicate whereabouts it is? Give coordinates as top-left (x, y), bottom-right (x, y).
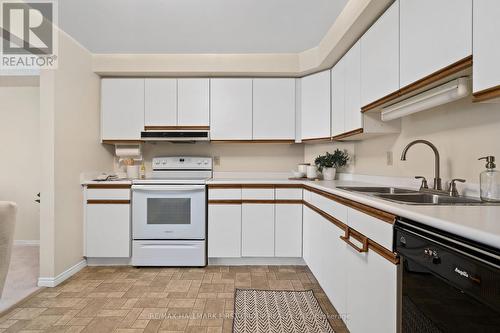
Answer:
top-left (395, 219), bottom-right (500, 333)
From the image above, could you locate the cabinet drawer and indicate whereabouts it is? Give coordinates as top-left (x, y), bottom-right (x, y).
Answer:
top-left (275, 188), bottom-right (302, 200)
top-left (242, 188), bottom-right (274, 200)
top-left (86, 188), bottom-right (130, 200)
top-left (208, 188), bottom-right (242, 200)
top-left (306, 190), bottom-right (348, 223)
top-left (347, 208), bottom-right (393, 250)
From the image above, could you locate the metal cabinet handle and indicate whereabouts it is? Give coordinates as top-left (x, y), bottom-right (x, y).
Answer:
top-left (340, 228), bottom-right (368, 253)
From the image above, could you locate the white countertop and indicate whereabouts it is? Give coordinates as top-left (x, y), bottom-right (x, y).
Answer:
top-left (82, 179), bottom-right (132, 185)
top-left (207, 178), bottom-right (500, 250)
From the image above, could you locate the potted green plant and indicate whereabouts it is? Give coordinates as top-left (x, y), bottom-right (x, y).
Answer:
top-left (314, 149), bottom-right (350, 180)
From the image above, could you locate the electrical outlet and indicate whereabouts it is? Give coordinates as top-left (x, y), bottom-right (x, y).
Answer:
top-left (386, 151), bottom-right (393, 166)
top-left (213, 156), bottom-right (221, 166)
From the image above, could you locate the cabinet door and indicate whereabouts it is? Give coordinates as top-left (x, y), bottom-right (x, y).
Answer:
top-left (210, 79), bottom-right (253, 140)
top-left (473, 0), bottom-right (500, 93)
top-left (275, 204), bottom-right (302, 257)
top-left (144, 79), bottom-right (177, 127)
top-left (86, 203), bottom-right (130, 258)
top-left (178, 78), bottom-right (210, 126)
top-left (361, 0), bottom-right (399, 106)
top-left (301, 70), bottom-right (331, 140)
top-left (241, 204), bottom-right (274, 256)
top-left (400, 0), bottom-right (472, 88)
top-left (253, 78), bottom-right (296, 140)
top-left (302, 206), bottom-right (324, 281)
top-left (344, 42), bottom-right (362, 133)
top-left (319, 217), bottom-right (348, 319)
top-left (101, 79), bottom-right (144, 140)
top-left (345, 244), bottom-right (398, 333)
top-left (331, 61), bottom-right (346, 137)
top-left (208, 204), bottom-right (241, 257)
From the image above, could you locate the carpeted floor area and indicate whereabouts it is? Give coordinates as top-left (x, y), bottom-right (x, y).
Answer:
top-left (0, 265), bottom-right (348, 332)
top-left (0, 245), bottom-right (40, 314)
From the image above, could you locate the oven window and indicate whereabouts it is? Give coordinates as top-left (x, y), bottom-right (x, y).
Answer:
top-left (147, 198), bottom-right (191, 225)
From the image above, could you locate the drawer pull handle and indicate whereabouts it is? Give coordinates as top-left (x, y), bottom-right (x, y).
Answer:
top-left (340, 228), bottom-right (368, 253)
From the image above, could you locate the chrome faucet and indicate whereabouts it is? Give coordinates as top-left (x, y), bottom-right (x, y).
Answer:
top-left (401, 140), bottom-right (442, 191)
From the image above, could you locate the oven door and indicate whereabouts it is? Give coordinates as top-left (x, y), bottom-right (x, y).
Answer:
top-left (132, 184), bottom-right (206, 240)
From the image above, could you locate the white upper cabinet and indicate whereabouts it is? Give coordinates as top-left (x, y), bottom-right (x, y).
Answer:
top-left (253, 78), bottom-right (296, 140)
top-left (101, 78), bottom-right (144, 140)
top-left (400, 0), bottom-right (472, 88)
top-left (473, 0), bottom-right (500, 95)
top-left (344, 42), bottom-right (362, 133)
top-left (178, 79), bottom-right (210, 126)
top-left (361, 0), bottom-right (400, 106)
top-left (331, 59), bottom-right (346, 137)
top-left (210, 79), bottom-right (253, 140)
top-left (331, 42), bottom-right (362, 137)
top-left (301, 70), bottom-right (331, 140)
top-left (144, 79), bottom-right (177, 127)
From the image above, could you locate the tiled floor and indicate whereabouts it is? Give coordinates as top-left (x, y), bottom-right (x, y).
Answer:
top-left (0, 245), bottom-right (40, 313)
top-left (0, 265), bottom-right (348, 333)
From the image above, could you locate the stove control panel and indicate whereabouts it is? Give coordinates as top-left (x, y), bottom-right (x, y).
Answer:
top-left (152, 156), bottom-right (213, 170)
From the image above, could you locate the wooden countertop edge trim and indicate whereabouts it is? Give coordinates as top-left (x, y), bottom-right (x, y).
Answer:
top-left (361, 55), bottom-right (473, 112)
top-left (208, 184), bottom-right (303, 189)
top-left (473, 84), bottom-right (500, 102)
top-left (207, 200), bottom-right (242, 205)
top-left (86, 184), bottom-right (132, 189)
top-left (331, 128), bottom-right (364, 141)
top-left (208, 199), bottom-right (303, 204)
top-left (102, 140), bottom-right (144, 144)
top-left (303, 185), bottom-right (396, 224)
top-left (87, 199), bottom-right (130, 204)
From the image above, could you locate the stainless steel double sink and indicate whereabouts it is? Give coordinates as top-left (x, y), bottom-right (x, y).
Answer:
top-left (337, 186), bottom-right (489, 206)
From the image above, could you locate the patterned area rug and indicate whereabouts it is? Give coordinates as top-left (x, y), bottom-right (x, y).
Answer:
top-left (233, 289), bottom-right (335, 333)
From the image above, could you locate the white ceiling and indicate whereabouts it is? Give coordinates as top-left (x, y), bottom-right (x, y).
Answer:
top-left (58, 0), bottom-right (348, 54)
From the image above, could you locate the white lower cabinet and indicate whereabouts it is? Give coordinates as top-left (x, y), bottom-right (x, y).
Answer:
top-left (85, 203), bottom-right (131, 258)
top-left (242, 204), bottom-right (275, 257)
top-left (275, 204), bottom-right (302, 257)
top-left (303, 190), bottom-right (398, 333)
top-left (208, 204), bottom-right (241, 258)
top-left (345, 245), bottom-right (398, 333)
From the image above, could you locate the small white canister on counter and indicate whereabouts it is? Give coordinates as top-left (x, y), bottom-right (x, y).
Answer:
top-left (306, 165), bottom-right (318, 179)
top-left (126, 165), bottom-right (140, 179)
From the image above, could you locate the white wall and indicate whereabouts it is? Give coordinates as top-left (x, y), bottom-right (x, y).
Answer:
top-left (0, 85), bottom-right (40, 241)
top-left (129, 143), bottom-right (304, 174)
top-left (304, 97), bottom-right (500, 185)
top-left (39, 30), bottom-right (114, 279)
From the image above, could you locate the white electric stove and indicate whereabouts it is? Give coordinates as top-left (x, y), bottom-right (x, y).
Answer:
top-left (131, 156), bottom-right (212, 266)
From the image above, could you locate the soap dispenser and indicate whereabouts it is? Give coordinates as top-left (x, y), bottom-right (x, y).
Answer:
top-left (478, 156), bottom-right (500, 202)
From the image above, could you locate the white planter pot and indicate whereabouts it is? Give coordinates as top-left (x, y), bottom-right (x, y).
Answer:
top-left (322, 167), bottom-right (337, 181)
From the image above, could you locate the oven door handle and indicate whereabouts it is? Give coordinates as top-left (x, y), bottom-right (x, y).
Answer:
top-left (132, 185), bottom-right (205, 191)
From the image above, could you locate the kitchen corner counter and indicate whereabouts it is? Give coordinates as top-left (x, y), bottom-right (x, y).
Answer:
top-left (81, 180), bottom-right (133, 186)
top-left (207, 178), bottom-right (500, 250)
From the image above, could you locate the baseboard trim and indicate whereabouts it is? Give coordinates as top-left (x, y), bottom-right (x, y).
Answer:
top-left (86, 257), bottom-right (131, 266)
top-left (208, 257), bottom-right (306, 266)
top-left (37, 259), bottom-right (87, 287)
top-left (14, 240), bottom-right (40, 246)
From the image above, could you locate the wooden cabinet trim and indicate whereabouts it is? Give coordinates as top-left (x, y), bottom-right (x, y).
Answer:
top-left (242, 200), bottom-right (276, 204)
top-left (361, 56), bottom-right (473, 112)
top-left (274, 200), bottom-right (303, 204)
top-left (144, 125), bottom-right (210, 130)
top-left (210, 140), bottom-right (295, 144)
top-left (304, 185), bottom-right (396, 224)
top-left (473, 84), bottom-right (500, 102)
top-left (301, 137), bottom-right (332, 143)
top-left (86, 184), bottom-right (131, 189)
top-left (87, 199), bottom-right (130, 204)
top-left (274, 184), bottom-right (303, 188)
top-left (331, 128), bottom-right (364, 141)
top-left (208, 200), bottom-right (242, 205)
top-left (304, 200), bottom-right (398, 265)
top-left (341, 227), bottom-right (369, 253)
top-left (241, 184), bottom-right (275, 189)
top-left (102, 140), bottom-right (144, 144)
top-left (399, 56), bottom-right (472, 96)
top-left (207, 184), bottom-right (242, 189)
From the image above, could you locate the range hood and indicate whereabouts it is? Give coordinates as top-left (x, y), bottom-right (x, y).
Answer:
top-left (381, 77), bottom-right (471, 121)
top-left (141, 130), bottom-right (210, 142)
